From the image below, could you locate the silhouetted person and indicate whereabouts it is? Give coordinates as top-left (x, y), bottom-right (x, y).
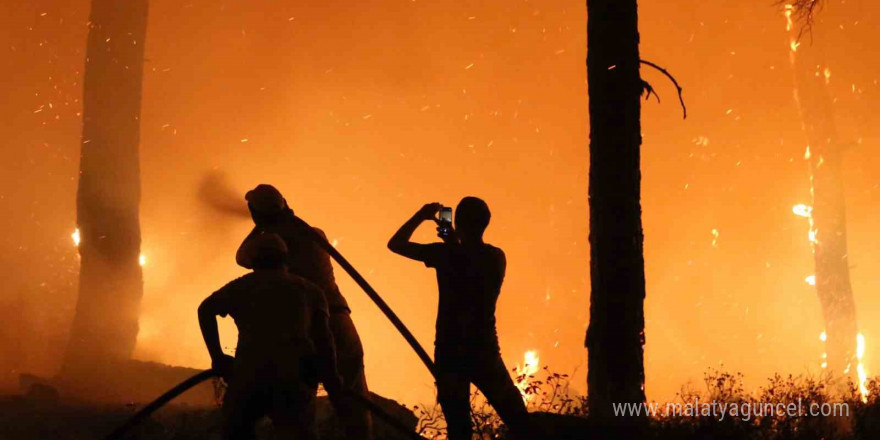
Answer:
top-left (236, 184), bottom-right (372, 440)
top-left (199, 233), bottom-right (342, 440)
top-left (388, 197), bottom-right (532, 440)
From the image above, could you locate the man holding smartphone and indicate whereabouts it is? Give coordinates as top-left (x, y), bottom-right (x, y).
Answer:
top-left (388, 197), bottom-right (532, 440)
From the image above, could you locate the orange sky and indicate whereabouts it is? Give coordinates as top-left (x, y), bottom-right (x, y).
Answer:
top-left (1, 0), bottom-right (879, 405)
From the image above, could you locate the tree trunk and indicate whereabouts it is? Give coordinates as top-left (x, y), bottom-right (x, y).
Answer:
top-left (584, 0), bottom-right (647, 419)
top-left (786, 11), bottom-right (859, 379)
top-left (63, 0), bottom-right (149, 376)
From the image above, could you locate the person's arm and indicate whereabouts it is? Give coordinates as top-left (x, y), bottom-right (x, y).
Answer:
top-left (235, 226), bottom-right (262, 269)
top-left (198, 295), bottom-right (235, 379)
top-left (311, 307), bottom-right (343, 397)
top-left (387, 203), bottom-right (442, 260)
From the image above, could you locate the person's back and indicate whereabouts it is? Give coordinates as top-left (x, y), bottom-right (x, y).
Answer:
top-left (421, 241), bottom-right (506, 351)
top-left (251, 219), bottom-right (350, 312)
top-left (214, 270), bottom-right (324, 358)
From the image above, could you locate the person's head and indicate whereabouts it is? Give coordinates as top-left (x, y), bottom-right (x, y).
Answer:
top-left (245, 184), bottom-right (292, 225)
top-left (242, 233), bottom-right (289, 270)
top-left (454, 196), bottom-right (491, 243)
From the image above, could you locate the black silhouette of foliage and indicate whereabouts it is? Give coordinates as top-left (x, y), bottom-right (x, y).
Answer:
top-left (783, 0), bottom-right (823, 39)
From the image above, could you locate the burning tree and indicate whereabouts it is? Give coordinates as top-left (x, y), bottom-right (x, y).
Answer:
top-left (784, 2), bottom-right (865, 397)
top-left (63, 0), bottom-right (150, 376)
top-left (584, 0), bottom-right (648, 418)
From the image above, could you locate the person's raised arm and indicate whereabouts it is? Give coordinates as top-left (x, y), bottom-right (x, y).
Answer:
top-left (235, 226), bottom-right (262, 269)
top-left (387, 202), bottom-right (442, 260)
top-left (198, 295), bottom-right (235, 379)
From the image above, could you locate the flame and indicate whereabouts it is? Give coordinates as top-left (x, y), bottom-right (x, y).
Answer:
top-left (514, 350), bottom-right (540, 402)
top-left (805, 275), bottom-right (816, 286)
top-left (71, 228), bottom-right (81, 247)
top-left (139, 254), bottom-right (147, 266)
top-left (857, 333), bottom-right (869, 402)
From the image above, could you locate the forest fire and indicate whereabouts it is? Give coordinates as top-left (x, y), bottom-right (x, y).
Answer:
top-left (3, 0), bottom-right (880, 439)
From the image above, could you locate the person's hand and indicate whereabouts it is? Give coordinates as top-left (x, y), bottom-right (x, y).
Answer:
top-left (437, 224), bottom-right (457, 243)
top-left (416, 203), bottom-right (442, 222)
top-left (211, 354), bottom-right (236, 382)
top-left (323, 373), bottom-right (344, 399)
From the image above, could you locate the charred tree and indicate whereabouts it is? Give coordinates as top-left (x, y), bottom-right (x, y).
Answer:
top-left (63, 0), bottom-right (149, 376)
top-left (786, 6), bottom-right (859, 378)
top-left (584, 0), bottom-right (647, 418)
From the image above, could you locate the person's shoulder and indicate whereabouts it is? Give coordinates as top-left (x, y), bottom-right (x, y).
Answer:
top-left (215, 273), bottom-right (255, 295)
top-left (285, 273), bottom-right (323, 292)
top-left (483, 243), bottom-right (505, 257)
top-left (226, 272), bottom-right (257, 287)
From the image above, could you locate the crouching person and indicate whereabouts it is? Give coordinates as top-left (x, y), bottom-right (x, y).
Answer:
top-left (198, 233), bottom-right (343, 440)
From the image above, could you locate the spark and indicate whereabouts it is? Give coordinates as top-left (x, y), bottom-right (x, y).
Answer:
top-left (805, 275), bottom-right (816, 286)
top-left (711, 229), bottom-right (719, 248)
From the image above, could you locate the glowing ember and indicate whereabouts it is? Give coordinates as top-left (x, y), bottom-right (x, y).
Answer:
top-left (514, 350), bottom-right (540, 402)
top-left (71, 228), bottom-right (81, 247)
top-left (139, 254), bottom-right (147, 266)
top-left (805, 275), bottom-right (816, 286)
top-left (792, 204), bottom-right (812, 218)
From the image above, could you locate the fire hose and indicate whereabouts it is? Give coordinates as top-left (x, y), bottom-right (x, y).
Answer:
top-left (103, 369), bottom-right (425, 440)
top-left (103, 216), bottom-right (435, 439)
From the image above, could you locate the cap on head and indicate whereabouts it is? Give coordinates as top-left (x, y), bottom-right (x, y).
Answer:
top-left (245, 184), bottom-right (285, 215)
top-left (243, 232), bottom-right (288, 269)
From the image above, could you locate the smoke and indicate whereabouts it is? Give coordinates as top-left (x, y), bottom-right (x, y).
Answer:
top-left (196, 170), bottom-right (251, 220)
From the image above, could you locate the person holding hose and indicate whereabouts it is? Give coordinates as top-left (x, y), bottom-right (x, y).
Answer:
top-left (236, 184), bottom-right (373, 440)
top-left (199, 233), bottom-right (342, 440)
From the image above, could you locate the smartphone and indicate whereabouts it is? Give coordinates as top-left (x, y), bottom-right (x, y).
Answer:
top-left (438, 207), bottom-right (453, 238)
top-left (439, 207), bottom-right (453, 223)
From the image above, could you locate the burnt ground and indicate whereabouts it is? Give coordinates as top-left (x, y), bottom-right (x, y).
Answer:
top-left (0, 393), bottom-right (418, 440)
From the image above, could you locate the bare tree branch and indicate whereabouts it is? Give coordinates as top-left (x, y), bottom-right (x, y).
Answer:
top-left (780, 0), bottom-right (823, 41)
top-left (639, 59), bottom-right (687, 119)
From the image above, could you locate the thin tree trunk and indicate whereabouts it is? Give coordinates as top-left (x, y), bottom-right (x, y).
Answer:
top-left (786, 10), bottom-right (859, 378)
top-left (585, 0), bottom-right (647, 419)
top-left (63, 0), bottom-right (149, 376)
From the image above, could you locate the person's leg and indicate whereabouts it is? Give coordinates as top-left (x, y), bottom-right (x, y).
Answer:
top-left (435, 348), bottom-right (474, 440)
top-left (329, 312), bottom-right (374, 440)
top-left (221, 372), bottom-right (267, 440)
top-left (471, 351), bottom-right (533, 439)
top-left (269, 383), bottom-right (318, 440)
